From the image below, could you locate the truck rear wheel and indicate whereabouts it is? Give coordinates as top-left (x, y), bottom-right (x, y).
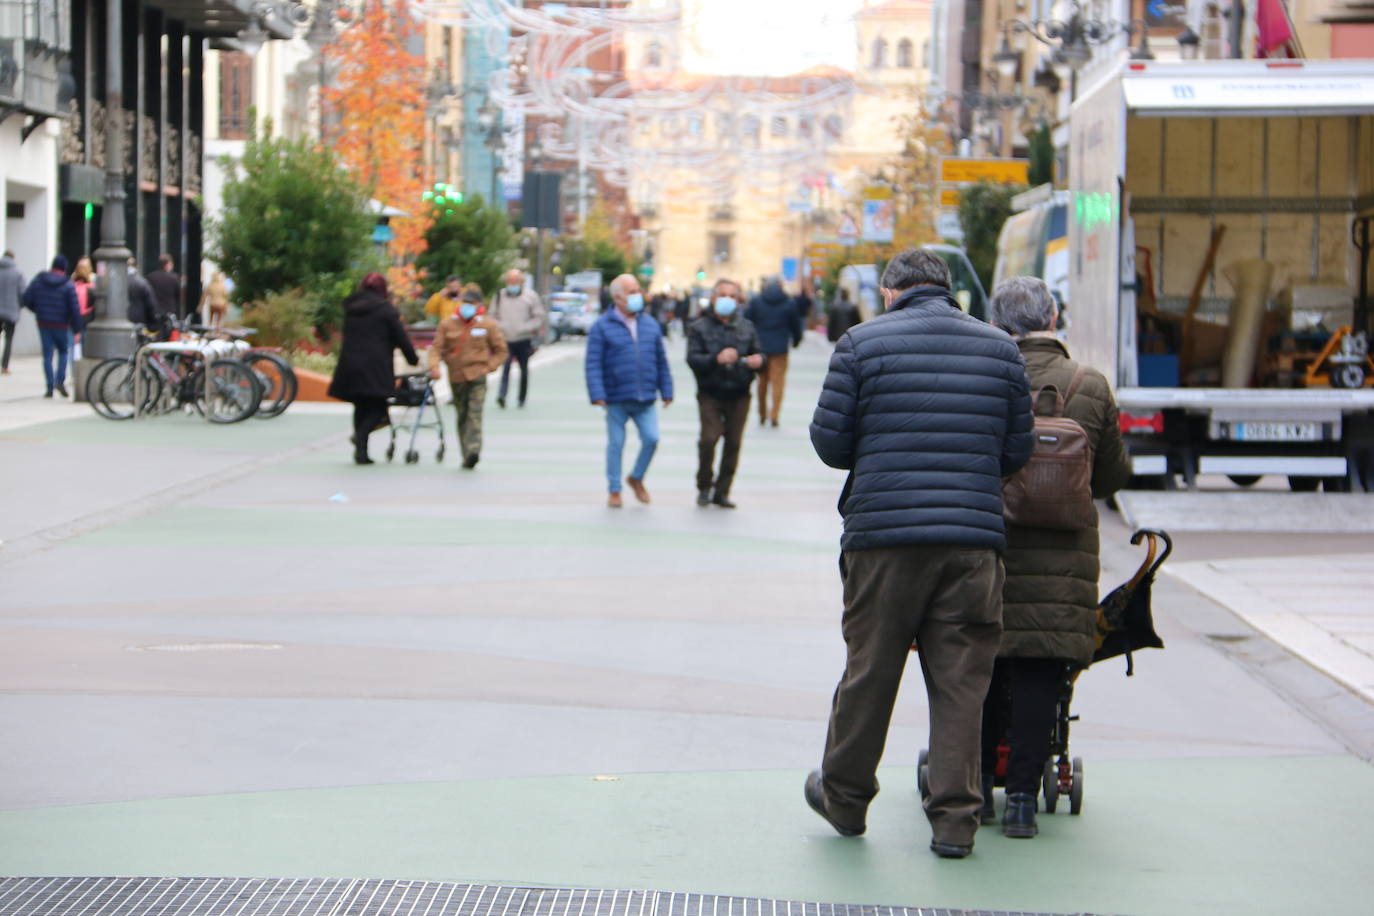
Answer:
top-left (1227, 475), bottom-right (1262, 487)
top-left (1288, 476), bottom-right (1321, 492)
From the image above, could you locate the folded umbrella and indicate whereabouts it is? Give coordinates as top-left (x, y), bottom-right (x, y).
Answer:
top-left (1093, 528), bottom-right (1171, 675)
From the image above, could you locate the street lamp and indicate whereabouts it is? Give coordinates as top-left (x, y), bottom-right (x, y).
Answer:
top-left (236, 16), bottom-right (269, 57)
top-left (1176, 26), bottom-right (1202, 60)
top-left (999, 1), bottom-right (1152, 73)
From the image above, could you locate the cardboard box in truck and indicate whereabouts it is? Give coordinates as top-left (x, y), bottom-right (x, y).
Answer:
top-left (1067, 60), bottom-right (1374, 491)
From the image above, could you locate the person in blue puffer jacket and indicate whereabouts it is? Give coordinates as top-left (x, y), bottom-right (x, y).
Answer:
top-left (585, 273), bottom-right (674, 508)
top-left (22, 254), bottom-right (82, 398)
top-left (803, 247), bottom-right (1034, 861)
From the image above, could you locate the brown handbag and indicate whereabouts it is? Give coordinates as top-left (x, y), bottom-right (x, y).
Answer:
top-left (1002, 366), bottom-right (1096, 530)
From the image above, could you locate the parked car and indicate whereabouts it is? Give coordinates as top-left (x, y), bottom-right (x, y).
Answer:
top-left (548, 291), bottom-right (596, 341)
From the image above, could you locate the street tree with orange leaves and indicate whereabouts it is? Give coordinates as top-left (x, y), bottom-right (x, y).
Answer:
top-left (322, 0), bottom-right (429, 301)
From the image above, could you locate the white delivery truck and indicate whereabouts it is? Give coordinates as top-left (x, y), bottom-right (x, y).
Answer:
top-left (1068, 59), bottom-right (1374, 491)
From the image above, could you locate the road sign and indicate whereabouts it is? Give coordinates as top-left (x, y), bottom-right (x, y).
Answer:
top-left (939, 189), bottom-right (961, 208)
top-left (837, 213), bottom-right (860, 240)
top-left (939, 157), bottom-right (1029, 185)
top-left (936, 211), bottom-right (964, 241)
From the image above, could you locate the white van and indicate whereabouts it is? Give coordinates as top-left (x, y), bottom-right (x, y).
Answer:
top-left (994, 187), bottom-right (1070, 313)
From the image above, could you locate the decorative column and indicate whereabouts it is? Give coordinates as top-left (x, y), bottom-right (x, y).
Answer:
top-left (86, 0), bottom-right (134, 359)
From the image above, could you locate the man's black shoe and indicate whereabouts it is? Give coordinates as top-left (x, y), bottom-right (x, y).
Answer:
top-left (463, 453), bottom-right (480, 469)
top-left (803, 769), bottom-right (864, 837)
top-left (711, 493), bottom-right (737, 509)
top-left (930, 840), bottom-right (973, 859)
top-left (55, 383), bottom-right (69, 398)
top-left (1003, 792), bottom-right (1038, 838)
top-left (697, 489), bottom-right (711, 507)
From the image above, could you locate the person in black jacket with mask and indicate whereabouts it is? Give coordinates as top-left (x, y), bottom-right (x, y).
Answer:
top-left (328, 272), bottom-right (419, 464)
top-left (686, 279), bottom-right (764, 509)
top-left (804, 248), bottom-right (1034, 860)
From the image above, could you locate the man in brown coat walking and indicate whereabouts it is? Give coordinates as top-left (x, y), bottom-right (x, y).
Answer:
top-left (429, 288), bottom-right (508, 469)
top-left (982, 276), bottom-right (1132, 838)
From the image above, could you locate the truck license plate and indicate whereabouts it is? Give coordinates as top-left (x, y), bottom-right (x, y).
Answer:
top-left (1228, 422), bottom-right (1321, 442)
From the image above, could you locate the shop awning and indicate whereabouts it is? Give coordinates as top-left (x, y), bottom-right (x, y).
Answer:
top-left (1121, 60), bottom-right (1374, 118)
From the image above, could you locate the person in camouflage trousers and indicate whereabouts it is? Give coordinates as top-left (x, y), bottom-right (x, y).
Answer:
top-left (428, 288), bottom-right (508, 469)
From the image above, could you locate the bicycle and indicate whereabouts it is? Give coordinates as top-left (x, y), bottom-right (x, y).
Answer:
top-left (86, 321), bottom-right (263, 422)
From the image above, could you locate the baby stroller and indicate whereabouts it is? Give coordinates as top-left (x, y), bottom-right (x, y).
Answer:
top-left (387, 372), bottom-right (446, 464)
top-left (917, 528), bottom-right (1171, 816)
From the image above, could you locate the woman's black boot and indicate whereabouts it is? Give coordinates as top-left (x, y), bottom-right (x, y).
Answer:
top-left (1002, 793), bottom-right (1038, 838)
top-left (979, 775), bottom-right (996, 826)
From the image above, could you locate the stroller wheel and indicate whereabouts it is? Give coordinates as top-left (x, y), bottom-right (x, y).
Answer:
top-left (1042, 759), bottom-right (1060, 814)
top-left (917, 748), bottom-right (930, 802)
top-left (386, 444), bottom-right (395, 462)
top-left (437, 445), bottom-right (445, 463)
top-left (406, 450), bottom-right (419, 464)
top-left (1069, 757), bottom-right (1084, 815)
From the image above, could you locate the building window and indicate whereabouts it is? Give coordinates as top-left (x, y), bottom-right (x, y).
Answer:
top-left (823, 114), bottom-right (843, 142)
top-left (897, 38), bottom-right (913, 68)
top-left (770, 115), bottom-right (787, 138)
top-left (871, 39), bottom-right (887, 69)
top-left (711, 232), bottom-right (732, 264)
top-left (645, 41), bottom-right (663, 68)
top-left (741, 114), bottom-right (761, 146)
top-left (219, 51), bottom-right (253, 140)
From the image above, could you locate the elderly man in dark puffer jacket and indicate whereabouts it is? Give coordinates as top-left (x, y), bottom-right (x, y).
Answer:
top-left (804, 247), bottom-right (1034, 859)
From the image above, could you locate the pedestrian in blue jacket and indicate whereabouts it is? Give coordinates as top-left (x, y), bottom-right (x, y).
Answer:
top-left (22, 254), bottom-right (82, 398)
top-left (804, 247), bottom-right (1034, 860)
top-left (585, 273), bottom-right (674, 508)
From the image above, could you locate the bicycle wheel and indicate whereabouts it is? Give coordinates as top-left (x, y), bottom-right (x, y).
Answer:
top-left (194, 358), bottom-right (263, 423)
top-left (243, 351), bottom-right (298, 419)
top-left (87, 358), bottom-right (162, 420)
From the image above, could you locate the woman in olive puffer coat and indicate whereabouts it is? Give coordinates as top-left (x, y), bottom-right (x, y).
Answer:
top-left (981, 277), bottom-right (1132, 839)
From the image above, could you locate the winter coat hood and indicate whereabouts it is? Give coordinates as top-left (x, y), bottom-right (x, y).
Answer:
top-left (344, 290), bottom-right (392, 317)
top-left (32, 270), bottom-right (70, 290)
top-left (758, 283), bottom-right (789, 307)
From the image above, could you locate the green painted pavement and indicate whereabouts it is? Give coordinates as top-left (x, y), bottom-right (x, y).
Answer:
top-left (2, 758), bottom-right (1371, 916)
top-left (6, 411), bottom-right (348, 450)
top-left (71, 505), bottom-right (832, 554)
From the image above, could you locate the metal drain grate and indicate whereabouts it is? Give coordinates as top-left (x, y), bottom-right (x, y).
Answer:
top-left (0, 879), bottom-right (1096, 916)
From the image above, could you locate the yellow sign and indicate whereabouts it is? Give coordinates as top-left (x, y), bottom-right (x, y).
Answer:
top-left (939, 158), bottom-right (1029, 184)
top-left (939, 189), bottom-right (961, 207)
top-left (862, 184), bottom-right (894, 201)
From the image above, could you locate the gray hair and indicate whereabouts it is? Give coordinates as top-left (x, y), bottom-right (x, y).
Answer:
top-left (881, 248), bottom-right (950, 291)
top-left (990, 276), bottom-right (1056, 337)
top-left (712, 277), bottom-right (741, 298)
top-left (608, 273), bottom-right (637, 298)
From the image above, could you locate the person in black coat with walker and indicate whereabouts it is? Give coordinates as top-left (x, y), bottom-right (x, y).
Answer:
top-left (328, 272), bottom-right (419, 464)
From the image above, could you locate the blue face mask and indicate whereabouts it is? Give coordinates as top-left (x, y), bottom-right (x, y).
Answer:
top-left (625, 293), bottom-right (645, 314)
top-left (458, 303), bottom-right (478, 320)
top-left (713, 297), bottom-right (737, 317)
top-left (505, 285), bottom-right (522, 296)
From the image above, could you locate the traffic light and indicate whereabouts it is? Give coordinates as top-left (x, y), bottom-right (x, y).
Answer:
top-left (427, 183), bottom-right (463, 206)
